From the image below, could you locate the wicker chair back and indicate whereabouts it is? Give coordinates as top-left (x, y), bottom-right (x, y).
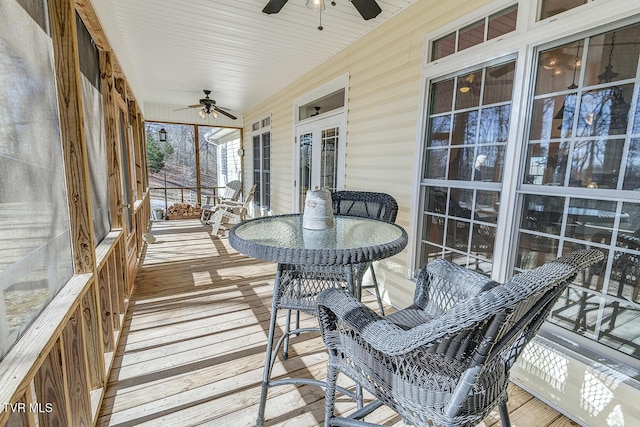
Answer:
top-left (331, 191), bottom-right (398, 222)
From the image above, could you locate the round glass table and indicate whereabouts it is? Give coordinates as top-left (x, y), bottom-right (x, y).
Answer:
top-left (229, 213), bottom-right (408, 266)
top-left (228, 214), bottom-right (407, 426)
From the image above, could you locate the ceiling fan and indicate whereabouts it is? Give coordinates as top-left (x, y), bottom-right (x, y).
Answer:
top-left (262, 0), bottom-right (382, 21)
top-left (175, 90), bottom-right (237, 120)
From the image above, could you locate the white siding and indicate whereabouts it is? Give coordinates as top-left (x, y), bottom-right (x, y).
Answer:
top-left (242, 0), bottom-right (493, 307)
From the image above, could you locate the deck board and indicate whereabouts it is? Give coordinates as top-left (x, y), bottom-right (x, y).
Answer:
top-left (97, 219), bottom-right (573, 427)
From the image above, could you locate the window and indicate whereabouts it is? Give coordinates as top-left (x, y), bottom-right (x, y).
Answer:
top-left (419, 60), bottom-right (516, 275)
top-left (517, 23), bottom-right (640, 358)
top-left (538, 0), bottom-right (589, 21)
top-left (1, 0), bottom-right (74, 360)
top-left (298, 89), bottom-right (345, 121)
top-left (252, 117), bottom-right (271, 210)
top-left (431, 5), bottom-right (518, 61)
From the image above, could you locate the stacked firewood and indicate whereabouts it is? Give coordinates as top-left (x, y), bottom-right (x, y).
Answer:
top-left (166, 203), bottom-right (202, 219)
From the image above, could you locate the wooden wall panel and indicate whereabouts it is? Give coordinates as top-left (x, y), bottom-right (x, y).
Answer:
top-left (34, 340), bottom-right (70, 426)
top-left (97, 266), bottom-right (114, 353)
top-left (49, 0), bottom-right (96, 274)
top-left (81, 283), bottom-right (105, 389)
top-left (61, 307), bottom-right (92, 427)
top-left (108, 257), bottom-right (121, 331)
top-left (4, 393), bottom-right (32, 427)
top-left (100, 50), bottom-right (124, 230)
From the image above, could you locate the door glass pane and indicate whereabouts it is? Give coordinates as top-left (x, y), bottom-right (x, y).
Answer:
top-left (262, 132), bottom-right (271, 209)
top-left (518, 23), bottom-right (640, 359)
top-left (299, 133), bottom-right (313, 212)
top-left (320, 127), bottom-right (338, 191)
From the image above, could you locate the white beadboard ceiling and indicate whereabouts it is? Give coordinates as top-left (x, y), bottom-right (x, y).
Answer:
top-left (108, 0), bottom-right (418, 117)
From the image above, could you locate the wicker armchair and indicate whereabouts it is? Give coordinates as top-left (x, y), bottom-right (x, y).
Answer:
top-left (316, 249), bottom-right (604, 427)
top-left (331, 191), bottom-right (399, 314)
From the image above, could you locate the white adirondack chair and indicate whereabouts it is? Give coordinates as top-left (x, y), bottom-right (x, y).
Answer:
top-left (200, 180), bottom-right (243, 224)
top-left (210, 184), bottom-right (257, 237)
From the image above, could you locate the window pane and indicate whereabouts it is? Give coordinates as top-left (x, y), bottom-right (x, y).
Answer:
top-left (577, 85), bottom-right (632, 138)
top-left (430, 78), bottom-right (454, 114)
top-left (478, 105), bottom-right (510, 144)
top-left (458, 20), bottom-right (484, 52)
top-left (262, 132), bottom-right (271, 209)
top-left (476, 190), bottom-right (500, 223)
top-left (530, 95), bottom-right (576, 140)
top-left (432, 32), bottom-right (455, 61)
top-left (455, 73), bottom-right (481, 109)
top-left (448, 147), bottom-right (474, 180)
top-left (484, 63), bottom-right (515, 104)
top-left (524, 141), bottom-right (569, 185)
top-left (320, 127), bottom-right (339, 191)
top-left (424, 148), bottom-right (448, 179)
top-left (427, 116), bottom-right (451, 147)
top-left (488, 5), bottom-right (517, 40)
top-left (584, 26), bottom-right (640, 86)
top-left (623, 138), bottom-right (640, 190)
top-left (570, 138), bottom-right (624, 188)
top-left (475, 145), bottom-right (505, 182)
top-left (539, 0), bottom-right (587, 20)
top-left (452, 111), bottom-right (478, 145)
top-left (537, 41), bottom-right (584, 96)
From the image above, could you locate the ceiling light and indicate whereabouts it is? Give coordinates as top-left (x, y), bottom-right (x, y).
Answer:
top-left (459, 73), bottom-right (475, 93)
top-left (306, 0), bottom-right (325, 11)
top-left (199, 109), bottom-right (206, 118)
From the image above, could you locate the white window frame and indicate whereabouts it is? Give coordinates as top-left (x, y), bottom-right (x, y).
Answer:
top-left (411, 0), bottom-right (640, 370)
top-left (411, 0), bottom-right (640, 279)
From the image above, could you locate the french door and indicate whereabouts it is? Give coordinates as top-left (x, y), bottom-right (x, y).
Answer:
top-left (295, 114), bottom-right (345, 212)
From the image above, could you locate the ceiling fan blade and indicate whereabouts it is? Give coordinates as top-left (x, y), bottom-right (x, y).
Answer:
top-left (262, 0), bottom-right (289, 14)
top-left (173, 105), bottom-right (201, 111)
top-left (214, 106), bottom-right (237, 120)
top-left (350, 0), bottom-right (382, 20)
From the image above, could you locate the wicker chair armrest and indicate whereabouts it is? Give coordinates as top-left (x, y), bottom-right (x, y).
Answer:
top-left (317, 288), bottom-right (483, 357)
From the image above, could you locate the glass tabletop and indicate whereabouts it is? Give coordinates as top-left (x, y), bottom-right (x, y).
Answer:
top-left (228, 214), bottom-right (408, 266)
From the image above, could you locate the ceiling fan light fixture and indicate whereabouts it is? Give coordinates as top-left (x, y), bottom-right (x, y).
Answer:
top-left (199, 109), bottom-right (206, 118)
top-left (306, 0), bottom-right (325, 11)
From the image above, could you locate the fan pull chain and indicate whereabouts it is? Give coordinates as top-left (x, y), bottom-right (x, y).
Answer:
top-left (318, 7), bottom-right (323, 30)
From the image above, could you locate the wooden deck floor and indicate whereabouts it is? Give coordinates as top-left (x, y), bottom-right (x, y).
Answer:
top-left (97, 219), bottom-right (578, 427)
